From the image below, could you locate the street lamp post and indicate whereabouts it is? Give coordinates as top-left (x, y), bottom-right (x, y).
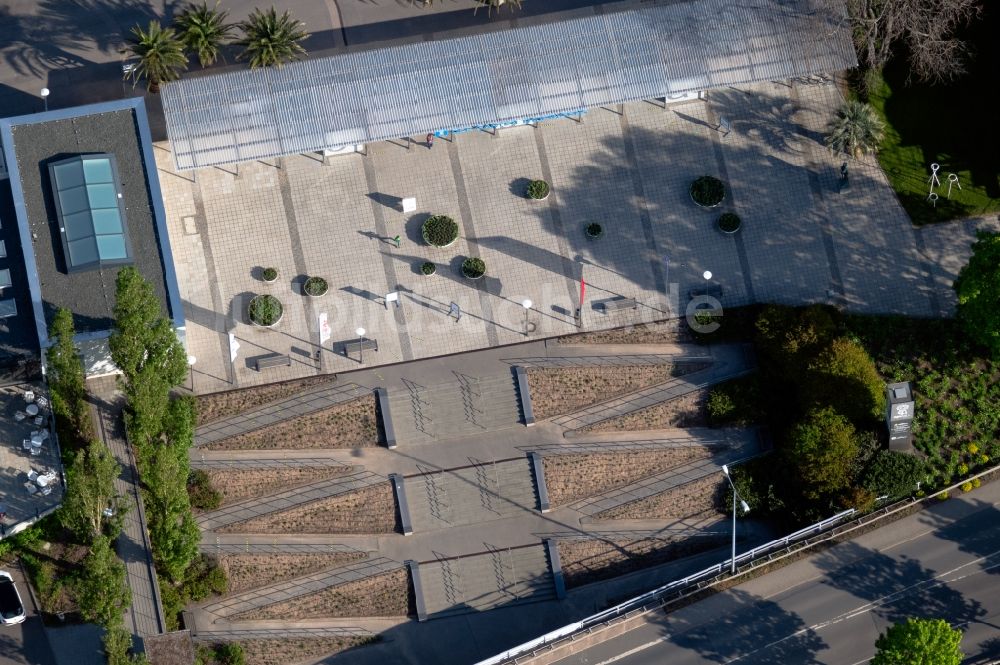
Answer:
top-left (721, 464), bottom-right (750, 574)
top-left (356, 327), bottom-right (366, 364)
top-left (703, 270), bottom-right (713, 281)
top-left (521, 299), bottom-right (532, 336)
top-left (40, 88), bottom-right (50, 112)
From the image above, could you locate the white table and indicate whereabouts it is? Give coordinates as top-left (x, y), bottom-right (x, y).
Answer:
top-left (37, 474), bottom-right (56, 488)
top-left (26, 403), bottom-right (39, 416)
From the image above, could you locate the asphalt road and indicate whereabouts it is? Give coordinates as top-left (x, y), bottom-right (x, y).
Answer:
top-left (0, 564), bottom-right (56, 665)
top-left (557, 482), bottom-right (1000, 665)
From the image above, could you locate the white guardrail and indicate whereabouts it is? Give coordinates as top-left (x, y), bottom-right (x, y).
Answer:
top-left (475, 508), bottom-right (857, 665)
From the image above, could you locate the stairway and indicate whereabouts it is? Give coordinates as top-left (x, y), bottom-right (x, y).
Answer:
top-left (388, 372), bottom-right (522, 445)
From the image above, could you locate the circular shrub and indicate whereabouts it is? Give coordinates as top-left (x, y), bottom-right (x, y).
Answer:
top-left (690, 176), bottom-right (725, 207)
top-left (303, 276), bottom-right (329, 297)
top-left (717, 212), bottom-right (741, 233)
top-left (262, 267), bottom-right (278, 282)
top-left (585, 223), bottom-right (603, 239)
top-left (421, 261), bottom-right (436, 275)
top-left (422, 215), bottom-right (459, 247)
top-left (526, 179), bottom-right (550, 200)
top-left (248, 294), bottom-right (282, 326)
top-left (462, 257), bottom-right (486, 279)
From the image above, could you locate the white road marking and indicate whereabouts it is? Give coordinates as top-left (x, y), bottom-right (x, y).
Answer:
top-left (594, 637), bottom-right (669, 665)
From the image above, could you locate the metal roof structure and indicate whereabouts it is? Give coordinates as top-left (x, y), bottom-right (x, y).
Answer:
top-left (162, 0), bottom-right (856, 170)
top-left (48, 154), bottom-right (133, 272)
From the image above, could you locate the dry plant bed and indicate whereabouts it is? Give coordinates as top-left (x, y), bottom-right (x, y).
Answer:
top-left (205, 466), bottom-right (354, 506)
top-left (584, 390), bottom-right (709, 431)
top-left (217, 551), bottom-right (367, 595)
top-left (217, 483), bottom-right (399, 534)
top-left (594, 475), bottom-right (726, 521)
top-left (558, 535), bottom-right (725, 588)
top-left (197, 375), bottom-right (336, 425)
top-left (233, 567), bottom-right (414, 620)
top-left (543, 448), bottom-right (715, 507)
top-left (205, 396), bottom-right (377, 450)
top-left (233, 636), bottom-right (376, 665)
top-left (527, 364), bottom-right (696, 420)
top-left (557, 320), bottom-right (692, 345)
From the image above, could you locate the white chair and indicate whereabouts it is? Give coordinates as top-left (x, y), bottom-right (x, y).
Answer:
top-left (30, 446), bottom-right (42, 456)
top-left (33, 415), bottom-right (44, 426)
top-left (27, 470), bottom-right (38, 482)
top-left (40, 486), bottom-right (53, 496)
top-left (36, 396), bottom-right (49, 409)
top-left (23, 391), bottom-right (35, 403)
top-left (14, 411), bottom-right (26, 422)
top-left (24, 482), bottom-right (37, 495)
top-left (22, 439), bottom-right (32, 450)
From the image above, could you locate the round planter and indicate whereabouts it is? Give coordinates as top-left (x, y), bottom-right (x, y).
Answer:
top-left (303, 277), bottom-right (329, 297)
top-left (585, 223), bottom-right (604, 240)
top-left (717, 213), bottom-right (742, 234)
top-left (526, 180), bottom-right (550, 201)
top-left (462, 257), bottom-right (486, 280)
top-left (421, 262), bottom-right (437, 276)
top-left (262, 268), bottom-right (278, 283)
top-left (248, 295), bottom-right (283, 327)
top-left (422, 215), bottom-right (460, 248)
top-left (690, 176), bottom-right (726, 209)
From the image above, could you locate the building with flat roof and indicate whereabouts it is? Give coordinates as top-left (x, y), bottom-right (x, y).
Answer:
top-left (0, 98), bottom-right (184, 376)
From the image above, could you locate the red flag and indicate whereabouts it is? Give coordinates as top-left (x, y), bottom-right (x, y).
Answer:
top-left (579, 279), bottom-right (586, 307)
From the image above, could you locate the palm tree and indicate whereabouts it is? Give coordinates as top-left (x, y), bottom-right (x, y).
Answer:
top-left (825, 100), bottom-right (885, 158)
top-left (175, 1), bottom-right (235, 68)
top-left (126, 21), bottom-right (188, 93)
top-left (235, 7), bottom-right (309, 69)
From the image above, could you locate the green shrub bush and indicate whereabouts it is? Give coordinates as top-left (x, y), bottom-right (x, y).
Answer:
top-left (420, 261), bottom-right (436, 275)
top-left (806, 337), bottom-right (886, 423)
top-left (784, 407), bottom-right (859, 503)
top-left (187, 470), bottom-right (222, 510)
top-left (262, 267), bottom-right (277, 282)
top-left (422, 215), bottom-right (459, 247)
top-left (303, 276), bottom-right (328, 297)
top-left (690, 175), bottom-right (725, 207)
top-left (462, 257), bottom-right (486, 278)
top-left (585, 222), bottom-right (603, 238)
top-left (718, 212), bottom-right (741, 232)
top-left (706, 375), bottom-right (762, 427)
top-left (862, 450), bottom-right (927, 499)
top-left (248, 294), bottom-right (282, 326)
top-left (526, 179), bottom-right (550, 199)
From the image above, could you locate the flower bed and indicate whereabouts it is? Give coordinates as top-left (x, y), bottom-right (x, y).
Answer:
top-left (304, 276), bottom-right (329, 297)
top-left (248, 294), bottom-right (282, 326)
top-left (421, 215), bottom-right (459, 247)
top-left (526, 179), bottom-right (550, 200)
top-left (462, 256), bottom-right (486, 279)
top-left (690, 175), bottom-right (725, 207)
top-left (718, 212), bottom-right (742, 233)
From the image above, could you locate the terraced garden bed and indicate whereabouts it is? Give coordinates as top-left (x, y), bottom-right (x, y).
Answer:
top-left (207, 636), bottom-right (377, 665)
top-left (558, 535), bottom-right (726, 588)
top-left (233, 567), bottom-right (414, 620)
top-left (204, 396), bottom-right (377, 450)
top-left (527, 364), bottom-right (696, 420)
top-left (204, 466), bottom-right (354, 506)
top-left (216, 551), bottom-right (368, 594)
top-left (196, 375), bottom-right (336, 425)
top-left (216, 483), bottom-right (399, 534)
top-left (543, 447), bottom-right (715, 507)
top-left (594, 475), bottom-right (726, 521)
top-left (556, 320), bottom-right (692, 345)
top-left (583, 390), bottom-right (708, 431)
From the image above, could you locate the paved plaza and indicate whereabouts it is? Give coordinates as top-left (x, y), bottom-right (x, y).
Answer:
top-left (155, 79), bottom-right (985, 396)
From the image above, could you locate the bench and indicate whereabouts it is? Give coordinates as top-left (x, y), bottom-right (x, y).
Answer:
top-left (343, 338), bottom-right (379, 356)
top-left (689, 284), bottom-right (723, 299)
top-left (254, 354), bottom-right (291, 371)
top-left (600, 297), bottom-right (637, 312)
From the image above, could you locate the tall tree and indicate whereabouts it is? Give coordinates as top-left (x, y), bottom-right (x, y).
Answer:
top-left (785, 407), bottom-right (859, 502)
top-left (75, 536), bottom-right (132, 627)
top-left (235, 7), bottom-right (308, 69)
top-left (60, 440), bottom-right (123, 543)
top-left (175, 1), bottom-right (234, 67)
top-left (873, 618), bottom-right (963, 665)
top-left (46, 307), bottom-right (90, 440)
top-left (954, 231), bottom-right (1000, 356)
top-left (826, 101), bottom-right (885, 159)
top-left (844, 0), bottom-right (982, 87)
top-left (125, 20), bottom-right (188, 92)
top-left (109, 266), bottom-right (187, 441)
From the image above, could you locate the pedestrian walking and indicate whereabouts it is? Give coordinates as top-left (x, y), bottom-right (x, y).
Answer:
top-left (426, 133), bottom-right (434, 148)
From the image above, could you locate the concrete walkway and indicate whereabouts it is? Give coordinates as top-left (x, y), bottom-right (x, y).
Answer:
top-left (88, 377), bottom-right (165, 648)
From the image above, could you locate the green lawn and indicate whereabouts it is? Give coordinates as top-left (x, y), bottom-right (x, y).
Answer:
top-left (865, 8), bottom-right (1000, 226)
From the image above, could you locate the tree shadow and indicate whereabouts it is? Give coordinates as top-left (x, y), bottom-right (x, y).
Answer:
top-left (660, 587), bottom-right (828, 663)
top-left (916, 499), bottom-right (1000, 577)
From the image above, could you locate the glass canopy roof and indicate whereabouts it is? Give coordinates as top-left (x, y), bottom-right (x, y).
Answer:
top-left (162, 0), bottom-right (856, 170)
top-left (48, 154), bottom-right (133, 272)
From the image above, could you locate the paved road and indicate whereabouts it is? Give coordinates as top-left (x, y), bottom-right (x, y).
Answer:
top-left (0, 564), bottom-right (56, 665)
top-left (556, 481), bottom-right (1000, 665)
